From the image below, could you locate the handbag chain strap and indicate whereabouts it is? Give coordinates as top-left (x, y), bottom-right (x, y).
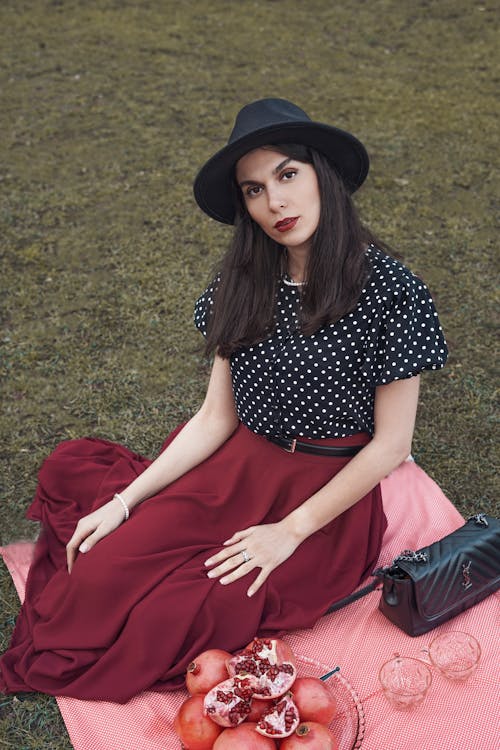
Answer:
top-left (325, 513), bottom-right (492, 616)
top-left (469, 513), bottom-right (489, 526)
top-left (394, 550), bottom-right (428, 563)
top-left (394, 515), bottom-right (490, 565)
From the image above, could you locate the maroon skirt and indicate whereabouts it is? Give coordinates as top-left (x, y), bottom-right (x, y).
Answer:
top-left (0, 423), bottom-right (386, 702)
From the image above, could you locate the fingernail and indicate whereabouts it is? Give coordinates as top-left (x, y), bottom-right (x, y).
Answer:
top-left (204, 559), bottom-right (212, 567)
top-left (79, 543), bottom-right (89, 553)
top-left (247, 591), bottom-right (253, 597)
top-left (207, 571), bottom-right (215, 578)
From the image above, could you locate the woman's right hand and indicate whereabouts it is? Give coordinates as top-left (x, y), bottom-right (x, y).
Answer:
top-left (64, 357), bottom-right (239, 573)
top-left (66, 497), bottom-right (126, 573)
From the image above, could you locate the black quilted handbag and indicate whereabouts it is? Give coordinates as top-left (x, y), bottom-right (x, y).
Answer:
top-left (326, 514), bottom-right (500, 636)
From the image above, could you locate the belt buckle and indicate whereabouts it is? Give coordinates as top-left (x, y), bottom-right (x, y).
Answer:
top-left (285, 438), bottom-right (297, 453)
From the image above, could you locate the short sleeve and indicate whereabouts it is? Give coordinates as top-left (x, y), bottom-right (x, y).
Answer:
top-left (193, 275), bottom-right (219, 338)
top-left (367, 274), bottom-right (448, 386)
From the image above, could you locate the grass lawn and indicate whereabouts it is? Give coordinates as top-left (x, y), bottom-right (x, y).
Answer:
top-left (0, 1), bottom-right (498, 747)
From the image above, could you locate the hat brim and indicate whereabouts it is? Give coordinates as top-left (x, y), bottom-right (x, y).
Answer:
top-left (193, 121), bottom-right (369, 225)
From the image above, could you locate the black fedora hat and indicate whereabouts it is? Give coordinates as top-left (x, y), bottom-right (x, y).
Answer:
top-left (193, 97), bottom-right (369, 225)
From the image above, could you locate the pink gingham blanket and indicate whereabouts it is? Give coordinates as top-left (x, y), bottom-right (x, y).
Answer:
top-left (2, 460), bottom-right (499, 749)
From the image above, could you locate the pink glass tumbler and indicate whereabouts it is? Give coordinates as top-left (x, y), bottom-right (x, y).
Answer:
top-left (428, 631), bottom-right (481, 680)
top-left (379, 655), bottom-right (432, 709)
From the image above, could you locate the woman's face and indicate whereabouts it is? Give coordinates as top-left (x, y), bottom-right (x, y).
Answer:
top-left (235, 147), bottom-right (321, 255)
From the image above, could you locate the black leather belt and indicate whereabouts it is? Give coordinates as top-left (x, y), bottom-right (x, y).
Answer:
top-left (266, 435), bottom-right (364, 457)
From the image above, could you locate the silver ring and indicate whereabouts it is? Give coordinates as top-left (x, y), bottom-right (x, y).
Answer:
top-left (241, 550), bottom-right (250, 563)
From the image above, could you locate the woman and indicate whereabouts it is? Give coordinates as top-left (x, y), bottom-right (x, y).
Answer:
top-left (0, 98), bottom-right (447, 703)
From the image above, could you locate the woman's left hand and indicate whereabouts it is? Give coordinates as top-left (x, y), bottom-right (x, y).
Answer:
top-left (204, 522), bottom-right (301, 597)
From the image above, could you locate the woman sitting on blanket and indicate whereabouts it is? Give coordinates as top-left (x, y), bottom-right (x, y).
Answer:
top-left (0, 98), bottom-right (447, 703)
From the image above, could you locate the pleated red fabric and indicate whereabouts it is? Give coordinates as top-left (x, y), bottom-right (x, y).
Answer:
top-left (0, 423), bottom-right (386, 703)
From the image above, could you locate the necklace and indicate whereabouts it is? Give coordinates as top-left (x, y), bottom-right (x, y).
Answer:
top-left (282, 274), bottom-right (305, 287)
top-left (280, 251), bottom-right (305, 286)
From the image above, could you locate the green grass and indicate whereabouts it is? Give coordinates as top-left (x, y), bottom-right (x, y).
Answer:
top-left (0, 0), bottom-right (498, 746)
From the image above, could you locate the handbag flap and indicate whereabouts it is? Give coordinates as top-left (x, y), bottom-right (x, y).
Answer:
top-left (394, 515), bottom-right (500, 620)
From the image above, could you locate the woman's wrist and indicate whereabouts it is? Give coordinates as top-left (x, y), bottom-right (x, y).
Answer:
top-left (280, 511), bottom-right (312, 545)
top-left (113, 492), bottom-right (130, 521)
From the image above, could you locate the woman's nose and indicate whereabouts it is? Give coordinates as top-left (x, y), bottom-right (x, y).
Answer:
top-left (267, 188), bottom-right (286, 212)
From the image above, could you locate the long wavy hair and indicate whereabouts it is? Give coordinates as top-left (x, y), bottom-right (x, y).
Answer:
top-left (204, 144), bottom-right (378, 358)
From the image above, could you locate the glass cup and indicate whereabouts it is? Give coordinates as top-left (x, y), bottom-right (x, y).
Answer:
top-left (379, 655), bottom-right (432, 709)
top-left (428, 631), bottom-right (481, 680)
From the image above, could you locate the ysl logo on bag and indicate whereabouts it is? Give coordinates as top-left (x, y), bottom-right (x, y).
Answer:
top-left (461, 560), bottom-right (472, 590)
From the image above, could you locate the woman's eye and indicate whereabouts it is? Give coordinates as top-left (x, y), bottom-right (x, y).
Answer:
top-left (246, 185), bottom-right (262, 197)
top-left (281, 169), bottom-right (297, 181)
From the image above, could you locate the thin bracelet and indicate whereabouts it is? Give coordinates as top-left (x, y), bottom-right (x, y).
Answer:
top-left (114, 492), bottom-right (130, 521)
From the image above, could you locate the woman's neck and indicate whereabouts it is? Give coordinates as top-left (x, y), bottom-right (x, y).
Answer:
top-left (285, 246), bottom-right (308, 284)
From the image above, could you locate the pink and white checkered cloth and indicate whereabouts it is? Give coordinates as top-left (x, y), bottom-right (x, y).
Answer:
top-left (2, 460), bottom-right (499, 749)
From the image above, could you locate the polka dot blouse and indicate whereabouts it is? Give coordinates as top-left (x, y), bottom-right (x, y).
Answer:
top-left (194, 245), bottom-right (448, 438)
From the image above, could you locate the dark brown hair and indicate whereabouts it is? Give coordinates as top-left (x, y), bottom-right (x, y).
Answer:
top-left (204, 144), bottom-right (377, 358)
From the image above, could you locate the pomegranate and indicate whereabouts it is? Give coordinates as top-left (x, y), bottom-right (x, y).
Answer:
top-left (244, 636), bottom-right (297, 667)
top-left (280, 721), bottom-right (339, 749)
top-left (203, 676), bottom-right (253, 727)
top-left (213, 721), bottom-right (278, 749)
top-left (227, 639), bottom-right (297, 699)
top-left (291, 676), bottom-right (337, 725)
top-left (247, 696), bottom-right (271, 722)
top-left (256, 692), bottom-right (300, 739)
top-left (185, 648), bottom-right (233, 695)
top-left (173, 694), bottom-right (222, 750)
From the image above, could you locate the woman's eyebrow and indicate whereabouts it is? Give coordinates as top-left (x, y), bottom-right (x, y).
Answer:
top-left (273, 157), bottom-right (292, 174)
top-left (238, 157), bottom-right (293, 188)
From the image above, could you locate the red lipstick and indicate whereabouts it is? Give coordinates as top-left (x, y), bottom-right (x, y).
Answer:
top-left (274, 217), bottom-right (299, 232)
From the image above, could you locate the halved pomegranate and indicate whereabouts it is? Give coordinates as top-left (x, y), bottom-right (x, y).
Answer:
top-left (255, 692), bottom-right (300, 739)
top-left (227, 637), bottom-right (297, 699)
top-left (244, 637), bottom-right (297, 667)
top-left (203, 676), bottom-right (253, 727)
